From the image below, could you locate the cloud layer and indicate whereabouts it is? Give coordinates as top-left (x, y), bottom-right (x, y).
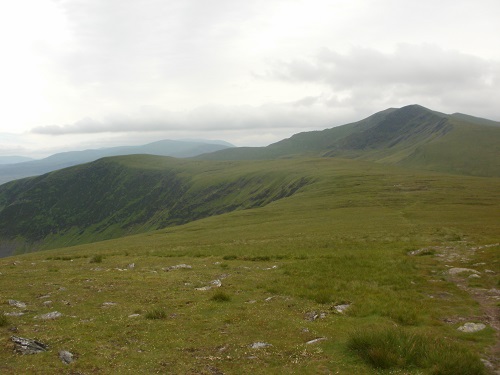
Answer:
top-left (1, 0), bottom-right (500, 154)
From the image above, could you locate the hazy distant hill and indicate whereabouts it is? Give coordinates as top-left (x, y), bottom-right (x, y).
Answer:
top-left (0, 156), bottom-right (34, 164)
top-left (0, 139), bottom-right (233, 185)
top-left (200, 105), bottom-right (500, 177)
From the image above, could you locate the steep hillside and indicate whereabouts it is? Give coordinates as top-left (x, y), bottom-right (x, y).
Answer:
top-left (0, 139), bottom-right (233, 185)
top-left (0, 155), bottom-right (309, 256)
top-left (201, 105), bottom-right (500, 176)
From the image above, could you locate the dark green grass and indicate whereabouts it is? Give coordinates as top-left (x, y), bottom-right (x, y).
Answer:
top-left (210, 291), bottom-right (231, 302)
top-left (348, 326), bottom-right (485, 374)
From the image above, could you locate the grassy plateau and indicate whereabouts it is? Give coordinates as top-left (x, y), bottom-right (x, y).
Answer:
top-left (0, 156), bottom-right (499, 374)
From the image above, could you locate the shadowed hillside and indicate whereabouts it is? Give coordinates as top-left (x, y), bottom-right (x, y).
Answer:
top-left (0, 155), bottom-right (309, 255)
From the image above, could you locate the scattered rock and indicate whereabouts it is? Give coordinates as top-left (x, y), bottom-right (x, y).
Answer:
top-left (101, 302), bottom-right (117, 308)
top-left (59, 350), bottom-right (74, 364)
top-left (485, 269), bottom-right (495, 273)
top-left (448, 268), bottom-right (480, 276)
top-left (128, 314), bottom-right (140, 318)
top-left (304, 311), bottom-right (327, 321)
top-left (306, 337), bottom-right (327, 345)
top-left (211, 279), bottom-right (222, 288)
top-left (468, 274), bottom-right (481, 279)
top-left (4, 312), bottom-right (25, 317)
top-left (127, 263), bottom-right (135, 270)
top-left (11, 336), bottom-right (48, 355)
top-left (38, 294), bottom-right (51, 299)
top-left (195, 286), bottom-right (212, 291)
top-left (334, 304), bottom-right (351, 314)
top-left (457, 322), bottom-right (486, 333)
top-left (8, 300), bottom-right (26, 309)
top-left (265, 297), bottom-right (274, 302)
top-left (163, 264), bottom-right (192, 271)
top-left (195, 279), bottom-right (222, 291)
top-left (43, 301), bottom-right (53, 307)
top-left (250, 342), bottom-right (272, 349)
top-left (35, 311), bottom-right (62, 320)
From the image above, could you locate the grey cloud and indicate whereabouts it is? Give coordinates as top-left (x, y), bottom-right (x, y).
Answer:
top-left (30, 102), bottom-right (342, 136)
top-left (266, 44), bottom-right (500, 118)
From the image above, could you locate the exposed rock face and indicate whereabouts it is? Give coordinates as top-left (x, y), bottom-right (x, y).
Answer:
top-left (11, 336), bottom-right (48, 354)
top-left (457, 322), bottom-right (486, 333)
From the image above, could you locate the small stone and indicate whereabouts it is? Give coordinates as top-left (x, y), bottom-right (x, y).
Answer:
top-left (8, 300), bottom-right (26, 309)
top-left (128, 314), bottom-right (140, 318)
top-left (306, 337), bottom-right (327, 345)
top-left (210, 279), bottom-right (222, 287)
top-left (59, 350), bottom-right (74, 364)
top-left (457, 322), bottom-right (486, 333)
top-left (127, 263), bottom-right (135, 270)
top-left (195, 286), bottom-right (211, 291)
top-left (102, 302), bottom-right (117, 307)
top-left (11, 336), bottom-right (48, 355)
top-left (4, 312), bottom-right (25, 317)
top-left (305, 311), bottom-right (319, 321)
top-left (250, 342), bottom-right (271, 349)
top-left (468, 274), bottom-right (480, 279)
top-left (43, 301), bottom-right (53, 307)
top-left (334, 304), bottom-right (351, 314)
top-left (485, 269), bottom-right (495, 273)
top-left (35, 311), bottom-right (62, 320)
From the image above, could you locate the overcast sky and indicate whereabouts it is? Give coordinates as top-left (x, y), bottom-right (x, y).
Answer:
top-left (1, 0), bottom-right (499, 157)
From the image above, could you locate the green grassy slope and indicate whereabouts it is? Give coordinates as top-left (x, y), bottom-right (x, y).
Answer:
top-left (200, 105), bottom-right (500, 177)
top-left (0, 155), bottom-right (311, 255)
top-left (0, 157), bottom-right (498, 373)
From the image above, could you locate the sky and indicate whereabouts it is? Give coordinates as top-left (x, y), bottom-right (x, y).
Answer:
top-left (1, 0), bottom-right (499, 157)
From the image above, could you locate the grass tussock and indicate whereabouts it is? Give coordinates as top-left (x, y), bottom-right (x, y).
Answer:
top-left (210, 291), bottom-right (231, 302)
top-left (145, 308), bottom-right (167, 320)
top-left (89, 254), bottom-right (103, 263)
top-left (348, 326), bottom-right (485, 374)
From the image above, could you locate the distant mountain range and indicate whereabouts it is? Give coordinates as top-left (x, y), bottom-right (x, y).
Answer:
top-left (0, 156), bottom-right (35, 164)
top-left (200, 104), bottom-right (500, 177)
top-left (0, 104), bottom-right (499, 256)
top-left (0, 139), bottom-right (233, 185)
